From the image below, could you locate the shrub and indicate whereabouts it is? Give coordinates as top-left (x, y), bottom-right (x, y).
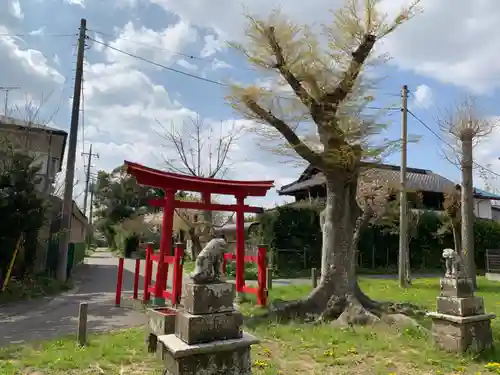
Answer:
top-left (0, 144), bottom-right (45, 279)
top-left (259, 202), bottom-right (500, 274)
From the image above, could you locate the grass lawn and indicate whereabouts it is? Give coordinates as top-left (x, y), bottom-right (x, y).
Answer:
top-left (3, 277), bottom-right (500, 374)
top-left (0, 275), bottom-right (72, 306)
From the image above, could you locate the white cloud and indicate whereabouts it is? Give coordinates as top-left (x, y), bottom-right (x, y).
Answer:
top-left (412, 84), bottom-right (433, 109)
top-left (378, 0), bottom-right (500, 93)
top-left (104, 21), bottom-right (197, 68)
top-left (200, 34), bottom-right (225, 57)
top-left (149, 0), bottom-right (500, 93)
top-left (29, 27), bottom-right (45, 36)
top-left (65, 0), bottom-right (85, 7)
top-left (0, 29), bottom-right (64, 85)
top-left (91, 32), bottom-right (105, 52)
top-left (211, 58), bottom-right (232, 70)
top-left (9, 0), bottom-right (24, 20)
top-left (177, 59), bottom-right (198, 70)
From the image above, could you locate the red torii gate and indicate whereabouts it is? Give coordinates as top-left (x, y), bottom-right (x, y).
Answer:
top-left (124, 160), bottom-right (274, 301)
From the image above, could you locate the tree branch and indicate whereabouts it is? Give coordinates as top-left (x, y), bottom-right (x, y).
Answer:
top-left (266, 26), bottom-right (317, 109)
top-left (244, 97), bottom-right (323, 166)
top-left (320, 34), bottom-right (376, 109)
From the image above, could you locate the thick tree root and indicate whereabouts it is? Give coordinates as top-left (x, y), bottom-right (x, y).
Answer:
top-left (251, 284), bottom-right (427, 328)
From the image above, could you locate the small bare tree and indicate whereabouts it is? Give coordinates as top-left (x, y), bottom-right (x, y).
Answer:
top-left (438, 98), bottom-right (497, 287)
top-left (439, 189), bottom-right (462, 254)
top-left (157, 116), bottom-right (242, 258)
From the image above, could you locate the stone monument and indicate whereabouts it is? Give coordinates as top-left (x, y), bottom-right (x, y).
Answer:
top-left (157, 238), bottom-right (259, 375)
top-left (427, 248), bottom-right (495, 353)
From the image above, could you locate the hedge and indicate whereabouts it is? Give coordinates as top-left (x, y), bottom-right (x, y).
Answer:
top-left (259, 203), bottom-right (500, 273)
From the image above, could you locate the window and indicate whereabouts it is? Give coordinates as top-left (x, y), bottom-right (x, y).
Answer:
top-left (50, 157), bottom-right (58, 178)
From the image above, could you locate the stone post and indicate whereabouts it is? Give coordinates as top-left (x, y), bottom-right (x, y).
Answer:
top-left (158, 280), bottom-right (259, 374)
top-left (427, 249), bottom-right (495, 353)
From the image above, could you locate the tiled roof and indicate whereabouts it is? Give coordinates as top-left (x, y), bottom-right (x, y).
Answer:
top-left (0, 115), bottom-right (67, 136)
top-left (278, 164), bottom-right (458, 195)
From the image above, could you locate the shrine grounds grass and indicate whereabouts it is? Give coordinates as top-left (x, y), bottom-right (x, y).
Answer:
top-left (3, 277), bottom-right (500, 374)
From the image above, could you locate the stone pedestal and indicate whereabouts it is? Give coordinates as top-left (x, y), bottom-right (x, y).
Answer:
top-left (158, 281), bottom-right (259, 375)
top-left (427, 277), bottom-right (495, 353)
top-left (146, 307), bottom-right (177, 358)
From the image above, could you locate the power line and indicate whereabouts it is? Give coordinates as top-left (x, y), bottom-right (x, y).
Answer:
top-left (0, 33), bottom-right (76, 37)
top-left (87, 36), bottom-right (399, 112)
top-left (88, 37), bottom-right (227, 86)
top-left (88, 28), bottom-right (224, 65)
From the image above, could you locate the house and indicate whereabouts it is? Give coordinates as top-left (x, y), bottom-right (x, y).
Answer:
top-left (278, 164), bottom-right (500, 219)
top-left (214, 221), bottom-right (261, 255)
top-left (143, 208), bottom-right (197, 241)
top-left (0, 115), bottom-right (67, 196)
top-left (492, 204), bottom-right (500, 222)
top-left (0, 115), bottom-right (89, 272)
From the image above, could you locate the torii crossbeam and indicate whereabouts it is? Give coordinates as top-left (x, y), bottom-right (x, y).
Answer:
top-left (124, 160), bottom-right (274, 300)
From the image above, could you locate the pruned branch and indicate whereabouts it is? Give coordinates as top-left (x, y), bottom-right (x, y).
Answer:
top-left (438, 97), bottom-right (498, 168)
top-left (320, 34), bottom-right (376, 110)
top-left (244, 97), bottom-right (323, 166)
top-left (229, 1), bottom-right (421, 171)
top-left (265, 25), bottom-right (317, 110)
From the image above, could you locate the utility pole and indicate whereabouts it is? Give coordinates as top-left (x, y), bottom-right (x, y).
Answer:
top-left (57, 19), bottom-right (87, 282)
top-left (399, 84), bottom-right (409, 288)
top-left (82, 144), bottom-right (99, 217)
top-left (87, 174), bottom-right (95, 248)
top-left (89, 175), bottom-right (95, 226)
top-left (0, 86), bottom-right (20, 116)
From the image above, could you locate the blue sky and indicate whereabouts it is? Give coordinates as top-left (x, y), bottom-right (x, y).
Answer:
top-left (2, 0), bottom-right (500, 210)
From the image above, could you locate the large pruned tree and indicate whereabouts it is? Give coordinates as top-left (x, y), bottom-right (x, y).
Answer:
top-left (157, 116), bottom-right (241, 258)
top-left (228, 0), bottom-right (421, 324)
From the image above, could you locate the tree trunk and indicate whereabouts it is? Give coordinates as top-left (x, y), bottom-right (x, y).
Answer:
top-left (270, 173), bottom-right (386, 325)
top-left (404, 247), bottom-right (411, 285)
top-left (460, 134), bottom-right (476, 288)
top-left (451, 219), bottom-right (462, 254)
top-left (188, 227), bottom-right (202, 260)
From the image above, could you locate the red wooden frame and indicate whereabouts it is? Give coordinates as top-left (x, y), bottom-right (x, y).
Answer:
top-left (143, 243), bottom-right (184, 305)
top-left (115, 243), bottom-right (184, 307)
top-left (222, 245), bottom-right (268, 306)
top-left (124, 160), bottom-right (274, 300)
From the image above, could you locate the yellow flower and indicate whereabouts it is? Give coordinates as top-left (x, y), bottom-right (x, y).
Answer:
top-left (253, 359), bottom-right (269, 369)
top-left (347, 347), bottom-right (358, 355)
top-left (323, 349), bottom-right (335, 357)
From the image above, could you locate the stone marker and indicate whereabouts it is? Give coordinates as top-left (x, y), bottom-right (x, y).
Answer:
top-left (146, 307), bottom-right (177, 358)
top-left (427, 249), bottom-right (495, 353)
top-left (157, 239), bottom-right (259, 374)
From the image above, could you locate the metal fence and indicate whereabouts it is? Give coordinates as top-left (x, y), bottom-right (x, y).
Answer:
top-left (486, 249), bottom-right (500, 273)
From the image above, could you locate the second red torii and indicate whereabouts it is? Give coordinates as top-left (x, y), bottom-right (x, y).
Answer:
top-left (124, 160), bottom-right (274, 301)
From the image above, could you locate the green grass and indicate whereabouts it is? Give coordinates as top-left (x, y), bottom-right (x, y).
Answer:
top-left (4, 277), bottom-right (500, 374)
top-left (0, 275), bottom-right (72, 306)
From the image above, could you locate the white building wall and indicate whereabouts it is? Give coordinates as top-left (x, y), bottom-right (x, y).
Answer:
top-left (474, 199), bottom-right (492, 219)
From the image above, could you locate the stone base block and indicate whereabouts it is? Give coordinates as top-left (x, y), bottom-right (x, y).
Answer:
top-left (120, 296), bottom-right (146, 311)
top-left (159, 332), bottom-right (259, 375)
top-left (428, 312), bottom-right (495, 353)
top-left (175, 309), bottom-right (243, 345)
top-left (146, 307), bottom-right (177, 353)
top-left (440, 277), bottom-right (474, 298)
top-left (436, 296), bottom-right (485, 317)
top-left (183, 282), bottom-right (235, 315)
